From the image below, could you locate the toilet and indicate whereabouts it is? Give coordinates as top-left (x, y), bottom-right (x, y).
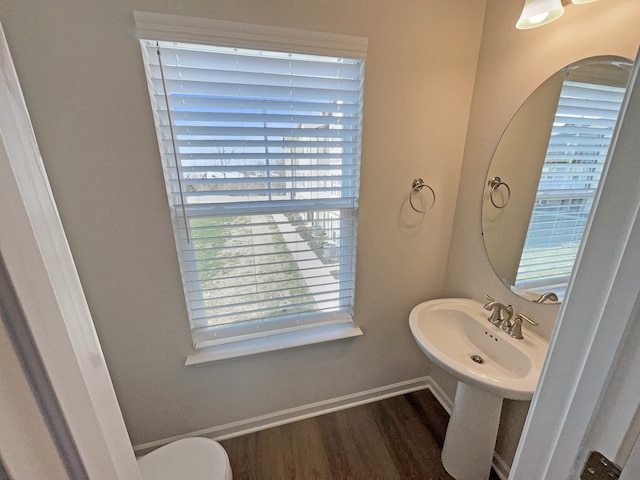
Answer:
top-left (137, 437), bottom-right (232, 480)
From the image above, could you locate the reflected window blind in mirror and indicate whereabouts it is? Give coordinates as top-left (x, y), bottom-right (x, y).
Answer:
top-left (515, 80), bottom-right (626, 295)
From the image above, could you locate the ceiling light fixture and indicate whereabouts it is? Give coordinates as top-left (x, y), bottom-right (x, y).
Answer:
top-left (516, 0), bottom-right (599, 29)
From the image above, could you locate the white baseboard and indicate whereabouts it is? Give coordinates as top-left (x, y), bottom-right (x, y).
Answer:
top-left (133, 376), bottom-right (433, 454)
top-left (425, 378), bottom-right (453, 414)
top-left (133, 375), bottom-right (512, 479)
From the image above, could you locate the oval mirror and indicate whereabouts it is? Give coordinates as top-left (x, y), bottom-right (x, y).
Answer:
top-left (482, 56), bottom-right (632, 303)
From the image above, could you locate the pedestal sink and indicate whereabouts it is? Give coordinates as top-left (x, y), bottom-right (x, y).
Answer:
top-left (409, 298), bottom-right (548, 480)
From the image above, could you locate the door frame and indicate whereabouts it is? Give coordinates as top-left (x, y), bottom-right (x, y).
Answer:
top-left (510, 46), bottom-right (640, 479)
top-left (0, 21), bottom-right (140, 480)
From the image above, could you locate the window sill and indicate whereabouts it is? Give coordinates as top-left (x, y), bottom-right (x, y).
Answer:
top-left (185, 323), bottom-right (363, 366)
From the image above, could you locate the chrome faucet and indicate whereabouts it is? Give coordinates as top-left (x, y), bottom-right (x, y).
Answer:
top-left (484, 296), bottom-right (540, 339)
top-left (483, 295), bottom-right (513, 329)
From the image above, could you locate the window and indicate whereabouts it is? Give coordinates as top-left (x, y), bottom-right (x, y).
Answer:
top-left (136, 13), bottom-right (366, 360)
top-left (515, 79), bottom-right (626, 296)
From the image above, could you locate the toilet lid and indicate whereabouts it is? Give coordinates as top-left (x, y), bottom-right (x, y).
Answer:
top-left (137, 437), bottom-right (232, 480)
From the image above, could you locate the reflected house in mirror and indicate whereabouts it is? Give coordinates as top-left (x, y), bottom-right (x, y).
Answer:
top-left (482, 56), bottom-right (632, 302)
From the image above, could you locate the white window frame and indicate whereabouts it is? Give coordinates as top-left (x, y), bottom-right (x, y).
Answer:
top-left (134, 12), bottom-right (366, 364)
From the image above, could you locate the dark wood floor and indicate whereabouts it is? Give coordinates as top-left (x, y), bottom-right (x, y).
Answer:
top-left (220, 388), bottom-right (501, 479)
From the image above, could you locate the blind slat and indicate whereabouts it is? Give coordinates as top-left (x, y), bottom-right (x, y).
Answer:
top-left (156, 95), bottom-right (363, 115)
top-left (155, 105), bottom-right (362, 126)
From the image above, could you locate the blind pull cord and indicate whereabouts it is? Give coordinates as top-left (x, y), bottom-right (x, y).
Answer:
top-left (157, 43), bottom-right (191, 243)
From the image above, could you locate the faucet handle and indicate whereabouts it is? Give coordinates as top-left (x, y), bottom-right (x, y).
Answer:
top-left (508, 316), bottom-right (524, 339)
top-left (515, 313), bottom-right (539, 326)
top-left (507, 313), bottom-right (538, 339)
top-left (483, 295), bottom-right (504, 311)
top-left (535, 292), bottom-right (558, 304)
top-left (484, 295), bottom-right (495, 308)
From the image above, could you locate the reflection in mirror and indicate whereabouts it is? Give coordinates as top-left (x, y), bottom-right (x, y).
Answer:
top-left (482, 56), bottom-right (632, 303)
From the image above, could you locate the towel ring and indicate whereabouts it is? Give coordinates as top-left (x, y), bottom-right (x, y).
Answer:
top-left (488, 176), bottom-right (511, 209)
top-left (409, 178), bottom-right (436, 214)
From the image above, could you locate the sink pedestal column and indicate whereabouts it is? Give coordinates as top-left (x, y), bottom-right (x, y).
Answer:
top-left (441, 382), bottom-right (503, 480)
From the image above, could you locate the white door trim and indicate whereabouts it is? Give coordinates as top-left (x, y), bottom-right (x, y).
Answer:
top-left (0, 21), bottom-right (140, 480)
top-left (510, 46), bottom-right (640, 479)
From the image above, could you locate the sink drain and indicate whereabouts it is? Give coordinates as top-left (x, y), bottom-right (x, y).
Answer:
top-left (470, 354), bottom-right (484, 364)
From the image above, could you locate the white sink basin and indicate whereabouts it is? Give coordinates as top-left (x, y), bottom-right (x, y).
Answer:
top-left (409, 297), bottom-right (548, 400)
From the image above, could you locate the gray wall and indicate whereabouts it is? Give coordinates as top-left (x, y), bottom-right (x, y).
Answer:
top-left (5, 0), bottom-right (638, 467)
top-left (0, 0), bottom-right (485, 446)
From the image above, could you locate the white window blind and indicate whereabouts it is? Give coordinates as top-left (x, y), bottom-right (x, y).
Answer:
top-left (140, 39), bottom-right (365, 348)
top-left (515, 80), bottom-right (626, 294)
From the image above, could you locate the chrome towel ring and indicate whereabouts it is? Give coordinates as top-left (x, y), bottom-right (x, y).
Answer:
top-left (409, 178), bottom-right (436, 213)
top-left (488, 176), bottom-right (511, 209)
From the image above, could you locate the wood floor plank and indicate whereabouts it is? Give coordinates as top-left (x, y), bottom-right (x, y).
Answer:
top-left (372, 395), bottom-right (450, 478)
top-left (317, 404), bottom-right (402, 478)
top-left (219, 389), bottom-right (498, 479)
top-left (257, 419), bottom-right (331, 478)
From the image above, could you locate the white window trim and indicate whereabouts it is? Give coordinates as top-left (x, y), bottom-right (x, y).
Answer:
top-left (186, 323), bottom-right (363, 365)
top-left (133, 11), bottom-right (367, 60)
top-left (134, 12), bottom-right (367, 363)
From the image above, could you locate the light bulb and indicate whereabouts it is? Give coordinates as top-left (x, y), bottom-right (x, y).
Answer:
top-left (528, 12), bottom-right (550, 24)
top-left (516, 0), bottom-right (565, 29)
